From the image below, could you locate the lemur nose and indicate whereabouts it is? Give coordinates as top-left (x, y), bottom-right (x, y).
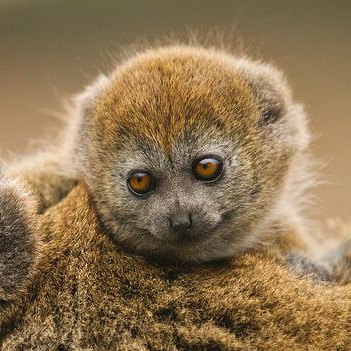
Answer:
top-left (170, 212), bottom-right (192, 233)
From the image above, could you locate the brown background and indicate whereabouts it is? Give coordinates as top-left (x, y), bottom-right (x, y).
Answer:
top-left (0, 0), bottom-right (350, 220)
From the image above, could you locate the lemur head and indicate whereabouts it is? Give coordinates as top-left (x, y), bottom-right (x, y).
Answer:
top-left (70, 45), bottom-right (310, 262)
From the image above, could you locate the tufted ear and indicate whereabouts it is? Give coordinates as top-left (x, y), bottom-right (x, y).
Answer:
top-left (0, 174), bottom-right (40, 303)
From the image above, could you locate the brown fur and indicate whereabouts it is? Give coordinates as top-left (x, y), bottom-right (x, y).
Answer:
top-left (0, 175), bottom-right (40, 303)
top-left (1, 183), bottom-right (351, 350)
top-left (2, 45), bottom-right (312, 264)
top-left (96, 50), bottom-right (258, 152)
top-left (67, 45), bottom-right (313, 263)
top-left (3, 152), bottom-right (78, 213)
top-left (1, 42), bottom-right (351, 349)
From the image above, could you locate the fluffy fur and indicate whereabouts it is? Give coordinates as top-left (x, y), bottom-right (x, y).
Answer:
top-left (1, 184), bottom-right (351, 350)
top-left (0, 175), bottom-right (39, 303)
top-left (59, 45), bottom-right (314, 263)
top-left (1, 42), bottom-right (351, 349)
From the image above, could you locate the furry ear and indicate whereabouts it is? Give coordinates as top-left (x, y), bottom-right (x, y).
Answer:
top-left (260, 102), bottom-right (284, 125)
top-left (0, 175), bottom-right (40, 303)
top-left (235, 57), bottom-right (291, 125)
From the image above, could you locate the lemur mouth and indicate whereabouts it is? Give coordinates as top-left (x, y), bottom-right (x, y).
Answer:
top-left (159, 224), bottom-right (228, 248)
top-left (148, 228), bottom-right (211, 247)
top-left (222, 210), bottom-right (236, 221)
top-left (171, 233), bottom-right (208, 246)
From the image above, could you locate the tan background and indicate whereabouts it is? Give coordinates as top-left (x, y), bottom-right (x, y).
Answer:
top-left (0, 0), bottom-right (350, 220)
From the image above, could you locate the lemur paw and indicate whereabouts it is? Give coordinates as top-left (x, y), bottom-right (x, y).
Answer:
top-left (0, 175), bottom-right (39, 301)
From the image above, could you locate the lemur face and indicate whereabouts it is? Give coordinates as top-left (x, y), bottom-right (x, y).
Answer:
top-left (79, 47), bottom-right (307, 262)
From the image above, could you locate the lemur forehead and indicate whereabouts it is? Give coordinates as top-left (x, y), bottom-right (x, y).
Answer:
top-left (94, 47), bottom-right (260, 152)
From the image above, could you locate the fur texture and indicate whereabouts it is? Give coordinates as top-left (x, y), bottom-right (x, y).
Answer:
top-left (1, 42), bottom-right (351, 349)
top-left (1, 184), bottom-right (351, 350)
top-left (1, 43), bottom-right (319, 265)
top-left (3, 152), bottom-right (77, 213)
top-left (0, 175), bottom-right (39, 303)
top-left (57, 45), bottom-right (315, 263)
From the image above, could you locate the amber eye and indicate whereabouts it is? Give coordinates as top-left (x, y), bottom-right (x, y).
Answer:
top-left (128, 171), bottom-right (154, 195)
top-left (193, 157), bottom-right (223, 182)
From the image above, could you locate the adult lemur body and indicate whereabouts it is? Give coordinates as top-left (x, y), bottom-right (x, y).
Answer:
top-left (0, 43), bottom-right (349, 298)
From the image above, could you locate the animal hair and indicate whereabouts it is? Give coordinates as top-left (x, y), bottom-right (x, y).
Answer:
top-left (0, 184), bottom-right (351, 350)
top-left (1, 36), bottom-right (351, 349)
top-left (0, 37), bottom-right (350, 292)
top-left (0, 174), bottom-right (40, 303)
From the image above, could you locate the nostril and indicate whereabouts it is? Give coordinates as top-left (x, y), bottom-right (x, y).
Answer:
top-left (170, 212), bottom-right (192, 233)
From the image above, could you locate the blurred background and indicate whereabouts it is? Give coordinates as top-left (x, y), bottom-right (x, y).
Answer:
top-left (0, 0), bottom-right (350, 220)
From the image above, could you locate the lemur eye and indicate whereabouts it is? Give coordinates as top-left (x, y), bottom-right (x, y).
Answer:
top-left (128, 172), bottom-right (154, 195)
top-left (193, 157), bottom-right (223, 182)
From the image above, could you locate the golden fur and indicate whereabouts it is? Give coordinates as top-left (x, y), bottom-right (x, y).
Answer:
top-left (1, 42), bottom-right (351, 349)
top-left (1, 184), bottom-right (351, 350)
top-left (61, 45), bottom-right (314, 263)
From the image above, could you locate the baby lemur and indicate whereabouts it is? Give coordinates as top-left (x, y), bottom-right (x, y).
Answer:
top-left (0, 43), bottom-right (348, 291)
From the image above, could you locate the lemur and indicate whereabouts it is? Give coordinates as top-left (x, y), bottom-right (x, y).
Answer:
top-left (1, 43), bottom-right (349, 298)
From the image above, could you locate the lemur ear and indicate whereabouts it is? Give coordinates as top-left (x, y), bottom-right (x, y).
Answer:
top-left (0, 175), bottom-right (39, 303)
top-left (260, 102), bottom-right (284, 125)
top-left (235, 58), bottom-right (291, 125)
